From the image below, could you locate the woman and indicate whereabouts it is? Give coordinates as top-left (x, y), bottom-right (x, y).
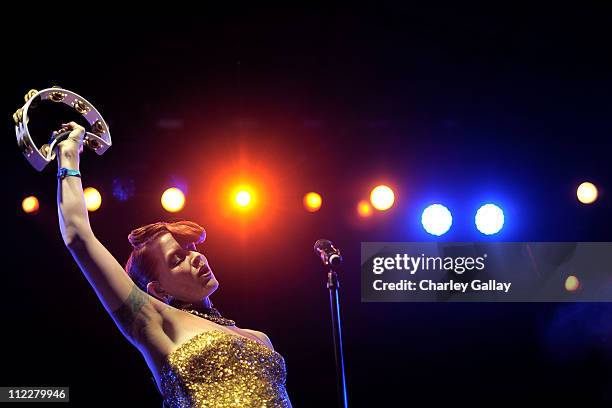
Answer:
top-left (55, 122), bottom-right (292, 407)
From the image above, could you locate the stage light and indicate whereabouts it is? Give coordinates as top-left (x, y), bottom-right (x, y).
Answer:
top-left (475, 203), bottom-right (504, 235)
top-left (227, 184), bottom-right (258, 212)
top-left (84, 187), bottom-right (102, 212)
top-left (303, 192), bottom-right (322, 212)
top-left (421, 204), bottom-right (452, 236)
top-left (577, 182), bottom-right (598, 204)
top-left (370, 185), bottom-right (395, 211)
top-left (22, 196), bottom-right (39, 214)
top-left (565, 275), bottom-right (580, 292)
top-left (161, 187), bottom-right (185, 213)
top-left (357, 200), bottom-right (373, 217)
top-left (235, 190), bottom-right (252, 207)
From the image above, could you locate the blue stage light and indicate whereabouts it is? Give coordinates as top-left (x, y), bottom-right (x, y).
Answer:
top-left (421, 204), bottom-right (453, 236)
top-left (475, 203), bottom-right (504, 235)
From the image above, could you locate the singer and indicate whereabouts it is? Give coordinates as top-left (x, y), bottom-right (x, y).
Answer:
top-left (55, 122), bottom-right (292, 407)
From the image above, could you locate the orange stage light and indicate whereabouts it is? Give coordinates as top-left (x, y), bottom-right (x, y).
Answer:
top-left (161, 187), bottom-right (185, 213)
top-left (370, 185), bottom-right (395, 211)
top-left (357, 200), bottom-right (373, 217)
top-left (84, 187), bottom-right (102, 212)
top-left (22, 196), bottom-right (39, 214)
top-left (303, 192), bottom-right (322, 212)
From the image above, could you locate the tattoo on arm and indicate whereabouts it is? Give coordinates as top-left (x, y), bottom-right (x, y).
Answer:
top-left (112, 285), bottom-right (150, 338)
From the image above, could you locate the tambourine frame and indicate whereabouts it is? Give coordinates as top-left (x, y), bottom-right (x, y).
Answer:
top-left (14, 87), bottom-right (112, 171)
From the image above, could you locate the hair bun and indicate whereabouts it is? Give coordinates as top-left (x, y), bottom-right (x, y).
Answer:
top-left (127, 220), bottom-right (205, 248)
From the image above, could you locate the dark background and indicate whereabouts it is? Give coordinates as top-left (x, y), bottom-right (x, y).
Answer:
top-left (4, 8), bottom-right (612, 406)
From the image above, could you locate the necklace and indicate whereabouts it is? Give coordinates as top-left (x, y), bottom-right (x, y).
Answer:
top-left (181, 307), bottom-right (236, 327)
top-left (170, 299), bottom-right (236, 326)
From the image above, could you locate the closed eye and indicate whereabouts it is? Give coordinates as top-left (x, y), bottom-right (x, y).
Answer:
top-left (172, 250), bottom-right (188, 266)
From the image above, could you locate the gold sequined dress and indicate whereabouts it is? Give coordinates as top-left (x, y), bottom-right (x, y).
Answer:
top-left (160, 330), bottom-right (291, 407)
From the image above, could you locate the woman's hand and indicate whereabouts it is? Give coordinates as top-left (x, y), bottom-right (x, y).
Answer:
top-left (54, 121), bottom-right (86, 155)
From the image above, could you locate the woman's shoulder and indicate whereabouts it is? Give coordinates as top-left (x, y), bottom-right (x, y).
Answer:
top-left (241, 329), bottom-right (274, 350)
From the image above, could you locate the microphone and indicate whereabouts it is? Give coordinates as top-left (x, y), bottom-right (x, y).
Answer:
top-left (314, 239), bottom-right (343, 267)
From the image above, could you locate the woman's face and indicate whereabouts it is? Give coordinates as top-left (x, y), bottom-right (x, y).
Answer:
top-left (149, 232), bottom-right (219, 303)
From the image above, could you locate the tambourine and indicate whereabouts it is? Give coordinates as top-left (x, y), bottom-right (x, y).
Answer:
top-left (14, 87), bottom-right (112, 171)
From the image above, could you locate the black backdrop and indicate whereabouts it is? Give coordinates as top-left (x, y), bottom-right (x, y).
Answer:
top-left (4, 8), bottom-right (612, 406)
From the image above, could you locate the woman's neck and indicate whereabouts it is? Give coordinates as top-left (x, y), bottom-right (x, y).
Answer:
top-left (171, 296), bottom-right (212, 311)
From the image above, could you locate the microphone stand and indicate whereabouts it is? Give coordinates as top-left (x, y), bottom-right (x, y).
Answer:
top-left (326, 266), bottom-right (348, 408)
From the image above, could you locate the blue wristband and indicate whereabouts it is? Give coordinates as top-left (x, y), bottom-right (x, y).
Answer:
top-left (57, 168), bottom-right (81, 179)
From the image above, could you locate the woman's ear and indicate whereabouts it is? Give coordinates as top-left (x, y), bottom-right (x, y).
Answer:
top-left (146, 281), bottom-right (168, 302)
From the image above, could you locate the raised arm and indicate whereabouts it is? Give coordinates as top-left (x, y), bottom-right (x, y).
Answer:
top-left (56, 122), bottom-right (166, 345)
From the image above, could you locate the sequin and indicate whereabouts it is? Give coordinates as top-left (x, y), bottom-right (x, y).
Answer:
top-left (161, 330), bottom-right (291, 407)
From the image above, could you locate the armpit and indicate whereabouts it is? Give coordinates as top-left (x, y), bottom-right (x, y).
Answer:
top-left (111, 285), bottom-right (160, 343)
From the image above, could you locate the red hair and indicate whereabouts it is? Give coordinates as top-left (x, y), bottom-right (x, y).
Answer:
top-left (124, 220), bottom-right (206, 291)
